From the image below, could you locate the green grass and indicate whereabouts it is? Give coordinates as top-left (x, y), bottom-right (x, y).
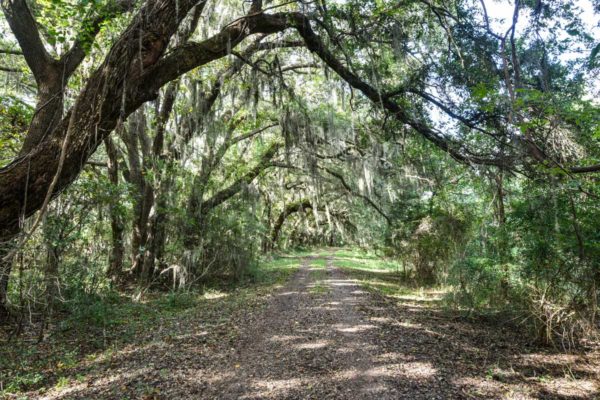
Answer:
top-left (334, 248), bottom-right (399, 271)
top-left (308, 258), bottom-right (328, 269)
top-left (244, 255), bottom-right (301, 286)
top-left (333, 247), bottom-right (446, 305)
top-left (275, 248), bottom-right (317, 258)
top-left (308, 262), bottom-right (330, 294)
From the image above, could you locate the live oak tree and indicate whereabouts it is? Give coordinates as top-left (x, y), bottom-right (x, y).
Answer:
top-left (0, 0), bottom-right (598, 341)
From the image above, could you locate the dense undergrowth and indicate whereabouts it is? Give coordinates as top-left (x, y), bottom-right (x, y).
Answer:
top-left (334, 248), bottom-right (599, 350)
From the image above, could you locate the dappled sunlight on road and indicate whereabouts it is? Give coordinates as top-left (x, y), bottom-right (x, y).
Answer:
top-left (293, 339), bottom-right (331, 350)
top-left (334, 323), bottom-right (377, 333)
top-left (37, 252), bottom-right (600, 399)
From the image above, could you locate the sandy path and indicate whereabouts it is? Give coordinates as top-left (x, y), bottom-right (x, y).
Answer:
top-left (198, 254), bottom-right (599, 400)
top-left (200, 254), bottom-right (406, 399)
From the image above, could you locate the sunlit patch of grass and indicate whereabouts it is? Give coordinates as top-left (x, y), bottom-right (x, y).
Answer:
top-left (335, 249), bottom-right (395, 272)
top-left (54, 376), bottom-right (71, 389)
top-left (316, 249), bottom-right (333, 257)
top-left (353, 274), bottom-right (447, 307)
top-left (334, 248), bottom-right (446, 306)
top-left (333, 248), bottom-right (399, 272)
top-left (277, 248), bottom-right (316, 258)
top-left (245, 256), bottom-right (300, 287)
top-left (309, 282), bottom-right (329, 295)
top-left (334, 248), bottom-right (382, 261)
top-left (309, 264), bottom-right (330, 295)
top-left (202, 290), bottom-right (228, 300)
top-left (308, 258), bottom-right (328, 269)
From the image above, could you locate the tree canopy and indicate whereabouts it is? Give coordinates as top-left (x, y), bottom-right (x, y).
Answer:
top-left (0, 0), bottom-right (599, 347)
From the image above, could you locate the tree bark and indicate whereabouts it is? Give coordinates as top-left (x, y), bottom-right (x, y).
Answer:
top-left (122, 110), bottom-right (154, 279)
top-left (105, 138), bottom-right (125, 282)
top-left (1, 0), bottom-right (136, 154)
top-left (138, 78), bottom-right (181, 283)
top-left (42, 238), bottom-right (60, 329)
top-left (0, 243), bottom-right (12, 323)
top-left (0, 6), bottom-right (331, 298)
top-left (0, 5), bottom-right (300, 242)
top-left (182, 141), bottom-right (281, 275)
top-left (0, 0), bottom-right (208, 241)
top-left (142, 173), bottom-right (173, 281)
top-left (494, 172), bottom-right (506, 225)
top-left (1, 5), bottom-right (597, 247)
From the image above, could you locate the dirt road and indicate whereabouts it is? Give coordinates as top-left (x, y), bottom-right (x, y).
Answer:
top-left (42, 253), bottom-right (599, 399)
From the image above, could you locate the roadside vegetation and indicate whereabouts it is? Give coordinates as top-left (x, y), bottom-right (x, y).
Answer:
top-left (0, 254), bottom-right (302, 397)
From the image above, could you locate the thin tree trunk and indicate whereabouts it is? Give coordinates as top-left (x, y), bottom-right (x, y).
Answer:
top-left (141, 171), bottom-right (173, 282)
top-left (105, 138), bottom-right (125, 282)
top-left (123, 110), bottom-right (153, 280)
top-left (39, 242), bottom-right (60, 340)
top-left (494, 172), bottom-right (506, 225)
top-left (0, 243), bottom-right (12, 323)
top-left (141, 206), bottom-right (158, 283)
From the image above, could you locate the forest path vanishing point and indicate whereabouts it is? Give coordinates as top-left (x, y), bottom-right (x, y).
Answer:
top-left (197, 253), bottom-right (599, 400)
top-left (38, 251), bottom-right (599, 400)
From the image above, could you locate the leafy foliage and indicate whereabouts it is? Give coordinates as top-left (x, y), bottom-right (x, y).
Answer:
top-left (0, 0), bottom-right (598, 351)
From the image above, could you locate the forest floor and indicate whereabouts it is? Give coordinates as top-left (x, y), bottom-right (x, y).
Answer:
top-left (1, 249), bottom-right (599, 399)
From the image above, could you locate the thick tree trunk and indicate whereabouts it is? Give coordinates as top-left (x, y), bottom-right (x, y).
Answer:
top-left (0, 6), bottom-right (293, 241)
top-left (22, 80), bottom-right (65, 155)
top-left (0, 0), bottom-right (206, 242)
